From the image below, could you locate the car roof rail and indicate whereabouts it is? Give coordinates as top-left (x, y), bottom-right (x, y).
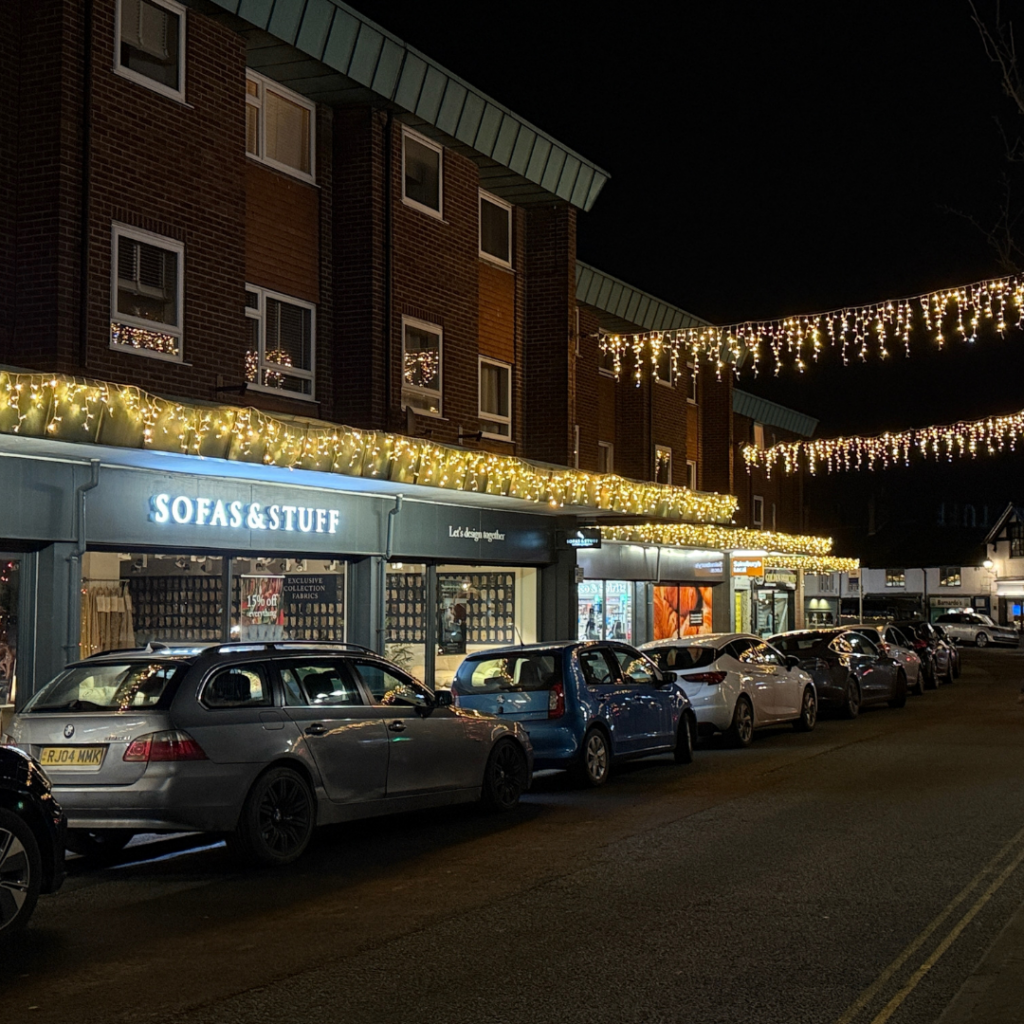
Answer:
top-left (203, 640), bottom-right (379, 657)
top-left (84, 642), bottom-right (171, 659)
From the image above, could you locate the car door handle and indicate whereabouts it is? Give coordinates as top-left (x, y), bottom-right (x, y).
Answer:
top-left (305, 723), bottom-right (328, 736)
top-left (388, 720), bottom-right (406, 733)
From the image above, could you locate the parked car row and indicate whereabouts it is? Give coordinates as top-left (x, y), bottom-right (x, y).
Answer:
top-left (0, 617), bottom-right (981, 937)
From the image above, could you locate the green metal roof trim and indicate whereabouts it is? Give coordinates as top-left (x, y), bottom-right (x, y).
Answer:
top-left (203, 0), bottom-right (609, 211)
top-left (575, 262), bottom-right (709, 334)
top-left (732, 390), bottom-right (818, 438)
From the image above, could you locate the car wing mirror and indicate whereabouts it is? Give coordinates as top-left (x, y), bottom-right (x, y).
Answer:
top-left (785, 655), bottom-right (800, 669)
top-left (433, 689), bottom-right (453, 709)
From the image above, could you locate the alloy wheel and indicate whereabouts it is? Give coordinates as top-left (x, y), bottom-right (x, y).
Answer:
top-left (0, 828), bottom-right (31, 930)
top-left (256, 776), bottom-right (313, 857)
top-left (735, 701), bottom-right (754, 744)
top-left (488, 741), bottom-right (526, 809)
top-left (585, 731), bottom-right (609, 783)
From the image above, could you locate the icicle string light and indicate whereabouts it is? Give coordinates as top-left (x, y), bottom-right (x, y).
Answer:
top-left (602, 524), bottom-right (838, 559)
top-left (744, 405), bottom-right (1024, 476)
top-left (600, 273), bottom-right (1024, 380)
top-left (0, 371), bottom-right (739, 524)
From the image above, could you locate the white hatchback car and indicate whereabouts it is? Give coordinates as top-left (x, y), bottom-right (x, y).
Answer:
top-left (639, 633), bottom-right (817, 747)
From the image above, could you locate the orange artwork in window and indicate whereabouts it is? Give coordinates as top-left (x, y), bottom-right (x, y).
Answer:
top-left (654, 586), bottom-right (713, 640)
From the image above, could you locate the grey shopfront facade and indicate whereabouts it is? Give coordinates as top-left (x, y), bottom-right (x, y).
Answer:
top-left (0, 435), bottom-right (579, 704)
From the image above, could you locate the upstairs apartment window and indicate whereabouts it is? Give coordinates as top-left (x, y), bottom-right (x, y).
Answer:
top-left (110, 224), bottom-right (183, 361)
top-left (403, 130), bottom-right (443, 216)
top-left (654, 445), bottom-right (673, 485)
top-left (598, 441), bottom-right (614, 474)
top-left (654, 346), bottom-right (674, 385)
top-left (245, 286), bottom-right (315, 397)
top-left (479, 358), bottom-right (512, 439)
top-left (1010, 523), bottom-right (1024, 558)
top-left (246, 71), bottom-right (315, 183)
top-left (886, 568), bottom-right (906, 588)
top-left (115, 0), bottom-right (186, 102)
top-left (479, 191), bottom-right (512, 267)
top-left (752, 494), bottom-right (764, 528)
top-left (686, 362), bottom-right (697, 403)
top-left (753, 422), bottom-right (766, 449)
top-left (940, 566), bottom-right (962, 587)
top-left (686, 460), bottom-right (697, 489)
top-left (598, 335), bottom-right (617, 375)
top-left (402, 317), bottom-right (442, 416)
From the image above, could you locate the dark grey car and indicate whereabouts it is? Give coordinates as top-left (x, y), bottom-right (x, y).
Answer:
top-left (7, 642), bottom-right (533, 865)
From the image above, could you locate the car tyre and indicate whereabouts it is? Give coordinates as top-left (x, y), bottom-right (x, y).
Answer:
top-left (976, 631), bottom-right (990, 648)
top-left (0, 808), bottom-right (41, 940)
top-left (726, 696), bottom-right (755, 747)
top-left (674, 713), bottom-right (695, 764)
top-left (840, 680), bottom-right (861, 719)
top-left (794, 687), bottom-right (817, 731)
top-left (481, 739), bottom-right (529, 812)
top-left (574, 727), bottom-right (611, 787)
top-left (65, 828), bottom-right (134, 862)
top-left (924, 662), bottom-right (939, 691)
top-left (912, 670), bottom-right (927, 696)
top-left (888, 671), bottom-right (908, 708)
top-left (232, 766), bottom-right (315, 867)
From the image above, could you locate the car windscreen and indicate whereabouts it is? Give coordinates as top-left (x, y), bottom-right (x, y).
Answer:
top-left (451, 652), bottom-right (563, 695)
top-left (23, 661), bottom-right (188, 713)
top-left (647, 646), bottom-right (718, 671)
top-left (770, 633), bottom-right (827, 654)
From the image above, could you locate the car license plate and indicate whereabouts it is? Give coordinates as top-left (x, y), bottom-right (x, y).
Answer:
top-left (39, 746), bottom-right (106, 768)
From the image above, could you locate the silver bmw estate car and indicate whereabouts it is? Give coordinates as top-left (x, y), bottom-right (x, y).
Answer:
top-left (6, 642), bottom-right (532, 865)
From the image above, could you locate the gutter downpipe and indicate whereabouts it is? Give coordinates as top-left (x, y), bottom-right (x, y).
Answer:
top-left (378, 494), bottom-right (403, 653)
top-left (65, 459), bottom-right (101, 663)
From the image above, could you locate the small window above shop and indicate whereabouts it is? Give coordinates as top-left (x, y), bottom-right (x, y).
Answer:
top-left (939, 566), bottom-right (962, 587)
top-left (479, 191), bottom-right (511, 267)
top-left (654, 445), bottom-right (672, 485)
top-left (403, 129), bottom-right (443, 217)
top-left (402, 317), bottom-right (443, 416)
top-left (115, 0), bottom-right (186, 102)
top-left (479, 357), bottom-right (512, 439)
top-left (654, 346), bottom-right (674, 386)
top-left (752, 495), bottom-right (764, 528)
top-left (886, 568), bottom-right (906, 588)
top-left (245, 70), bottom-right (316, 183)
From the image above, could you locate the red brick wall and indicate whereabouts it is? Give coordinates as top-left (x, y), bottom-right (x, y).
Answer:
top-left (732, 414), bottom-right (806, 532)
top-left (0, 2), bottom-right (21, 359)
top-left (699, 372), bottom-right (734, 497)
top-left (522, 203), bottom-right (576, 465)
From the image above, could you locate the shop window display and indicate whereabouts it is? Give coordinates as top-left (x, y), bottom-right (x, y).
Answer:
top-left (653, 585), bottom-right (713, 640)
top-left (577, 580), bottom-right (633, 642)
top-left (0, 559), bottom-right (20, 706)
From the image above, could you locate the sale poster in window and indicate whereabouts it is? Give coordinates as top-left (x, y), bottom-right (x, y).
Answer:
top-left (240, 575), bottom-right (285, 640)
top-left (654, 585), bottom-right (713, 639)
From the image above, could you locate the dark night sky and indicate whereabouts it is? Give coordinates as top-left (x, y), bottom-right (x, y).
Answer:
top-left (352, 1), bottom-right (1023, 441)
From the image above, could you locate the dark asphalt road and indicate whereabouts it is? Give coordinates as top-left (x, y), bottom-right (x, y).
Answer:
top-left (5, 647), bottom-right (1024, 1024)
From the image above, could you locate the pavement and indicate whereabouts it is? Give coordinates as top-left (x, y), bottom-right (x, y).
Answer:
top-left (938, 897), bottom-right (1024, 1024)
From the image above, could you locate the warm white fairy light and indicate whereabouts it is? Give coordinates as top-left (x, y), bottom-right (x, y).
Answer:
top-left (600, 273), bottom-right (1024, 379)
top-left (0, 370), bottom-right (738, 524)
top-left (744, 405), bottom-right (1024, 476)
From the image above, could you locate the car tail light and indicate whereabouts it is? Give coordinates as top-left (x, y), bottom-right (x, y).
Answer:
top-left (548, 682), bottom-right (565, 719)
top-left (124, 730), bottom-right (207, 763)
top-left (686, 671), bottom-right (726, 685)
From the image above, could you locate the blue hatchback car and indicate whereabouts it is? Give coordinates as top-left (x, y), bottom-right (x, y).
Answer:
top-left (450, 641), bottom-right (697, 786)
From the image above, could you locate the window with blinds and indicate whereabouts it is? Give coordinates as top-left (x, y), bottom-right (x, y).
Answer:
top-left (110, 224), bottom-right (183, 360)
top-left (116, 0), bottom-right (184, 99)
top-left (245, 286), bottom-right (315, 397)
top-left (478, 358), bottom-right (512, 439)
top-left (245, 71), bottom-right (315, 182)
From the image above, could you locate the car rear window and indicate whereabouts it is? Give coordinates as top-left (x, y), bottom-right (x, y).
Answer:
top-left (647, 646), bottom-right (718, 671)
top-left (24, 661), bottom-right (187, 713)
top-left (771, 633), bottom-right (827, 654)
top-left (452, 652), bottom-right (562, 695)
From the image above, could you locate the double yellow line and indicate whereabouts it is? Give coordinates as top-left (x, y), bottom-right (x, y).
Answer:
top-left (836, 823), bottom-right (1024, 1024)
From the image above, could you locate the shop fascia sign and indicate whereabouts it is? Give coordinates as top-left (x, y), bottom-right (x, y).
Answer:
top-left (565, 527), bottom-right (602, 550)
top-left (731, 557), bottom-right (764, 578)
top-left (149, 493), bottom-right (341, 534)
top-left (448, 525), bottom-right (506, 543)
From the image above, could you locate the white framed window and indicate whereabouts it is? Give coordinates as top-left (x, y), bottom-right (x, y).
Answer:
top-left (110, 223), bottom-right (184, 361)
top-left (403, 129), bottom-right (443, 217)
top-left (686, 361), bottom-right (697, 403)
top-left (246, 70), bottom-right (316, 183)
top-left (886, 568), bottom-right (906, 588)
top-left (598, 441), bottom-right (614, 474)
top-left (479, 191), bottom-right (512, 267)
top-left (654, 346), bottom-right (674, 386)
top-left (478, 357), bottom-right (512, 439)
top-left (753, 422), bottom-right (766, 449)
top-left (686, 460), bottom-right (697, 489)
top-left (402, 317), bottom-right (442, 416)
top-left (655, 445), bottom-right (672, 485)
top-left (752, 494), bottom-right (764, 527)
top-left (940, 566), bottom-right (962, 587)
top-left (598, 337), bottom-right (616, 376)
top-left (114, 0), bottom-right (186, 102)
top-left (245, 285), bottom-right (316, 398)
